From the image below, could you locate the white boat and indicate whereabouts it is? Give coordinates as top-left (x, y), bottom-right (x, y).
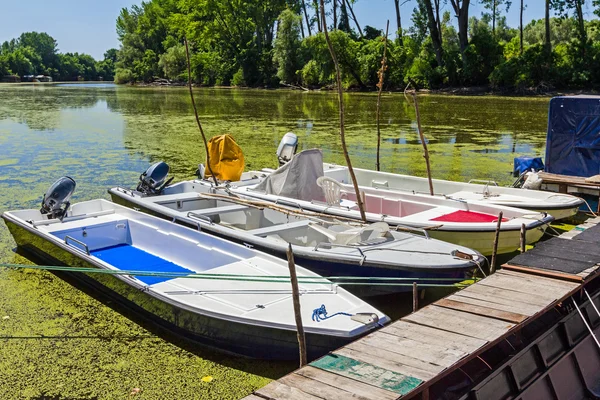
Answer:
top-left (3, 178), bottom-right (387, 360)
top-left (321, 163), bottom-right (583, 221)
top-left (227, 150), bottom-right (554, 256)
top-left (109, 164), bottom-right (488, 297)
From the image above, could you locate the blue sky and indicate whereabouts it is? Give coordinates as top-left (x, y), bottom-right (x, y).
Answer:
top-left (0, 1), bottom-right (593, 60)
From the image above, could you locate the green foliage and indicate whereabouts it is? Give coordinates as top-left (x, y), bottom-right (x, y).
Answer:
top-left (158, 44), bottom-right (186, 81)
top-left (231, 67), bottom-right (246, 86)
top-left (273, 9), bottom-right (303, 84)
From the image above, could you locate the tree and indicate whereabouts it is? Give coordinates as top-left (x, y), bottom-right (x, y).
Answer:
top-left (273, 9), bottom-right (303, 84)
top-left (552, 0), bottom-right (587, 56)
top-left (481, 0), bottom-right (512, 36)
top-left (448, 0), bottom-right (471, 66)
top-left (545, 0), bottom-right (551, 50)
top-left (421, 0), bottom-right (444, 66)
top-left (158, 43), bottom-right (186, 80)
top-left (520, 0), bottom-right (525, 54)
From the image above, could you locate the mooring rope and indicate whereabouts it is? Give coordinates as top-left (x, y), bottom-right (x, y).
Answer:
top-left (311, 304), bottom-right (353, 322)
top-left (0, 263), bottom-right (476, 288)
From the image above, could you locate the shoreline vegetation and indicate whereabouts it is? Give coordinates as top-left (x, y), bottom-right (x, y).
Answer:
top-left (1, 0), bottom-right (599, 94)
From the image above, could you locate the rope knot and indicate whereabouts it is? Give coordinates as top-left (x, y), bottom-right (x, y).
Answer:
top-left (312, 304), bottom-right (353, 322)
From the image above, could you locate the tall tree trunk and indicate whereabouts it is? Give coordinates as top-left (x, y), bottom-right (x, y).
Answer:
top-left (574, 0), bottom-right (586, 57)
top-left (341, 1), bottom-right (351, 32)
top-left (423, 0), bottom-right (444, 67)
top-left (450, 0), bottom-right (470, 67)
top-left (492, 0), bottom-right (496, 36)
top-left (519, 0), bottom-right (523, 54)
top-left (333, 0), bottom-right (338, 30)
top-left (394, 0), bottom-right (403, 45)
top-left (545, 0), bottom-right (551, 51)
top-left (344, 0), bottom-right (363, 38)
top-left (301, 0), bottom-right (312, 36)
top-left (434, 0), bottom-right (442, 43)
top-left (313, 0), bottom-right (322, 32)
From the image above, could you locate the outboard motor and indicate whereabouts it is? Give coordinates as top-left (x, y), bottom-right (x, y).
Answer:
top-left (276, 132), bottom-right (298, 166)
top-left (40, 176), bottom-right (76, 221)
top-left (136, 161), bottom-right (173, 195)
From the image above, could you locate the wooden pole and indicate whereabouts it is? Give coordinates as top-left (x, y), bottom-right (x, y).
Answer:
top-left (287, 244), bottom-right (307, 367)
top-left (490, 212), bottom-right (503, 274)
top-left (411, 91), bottom-right (434, 196)
top-left (320, 0), bottom-right (367, 223)
top-left (412, 282), bottom-right (418, 312)
top-left (184, 37), bottom-right (218, 187)
top-left (376, 20), bottom-right (390, 172)
top-left (520, 223), bottom-right (526, 253)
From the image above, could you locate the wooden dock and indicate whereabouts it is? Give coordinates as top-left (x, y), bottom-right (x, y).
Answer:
top-left (243, 219), bottom-right (600, 400)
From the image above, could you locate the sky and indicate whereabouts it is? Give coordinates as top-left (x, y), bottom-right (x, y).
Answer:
top-left (0, 1), bottom-right (595, 61)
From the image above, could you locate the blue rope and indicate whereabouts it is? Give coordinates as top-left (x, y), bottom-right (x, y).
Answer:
top-left (311, 304), bottom-right (353, 322)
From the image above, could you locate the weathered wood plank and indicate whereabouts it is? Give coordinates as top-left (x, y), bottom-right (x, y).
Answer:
top-left (333, 346), bottom-right (434, 382)
top-left (460, 283), bottom-right (554, 307)
top-left (279, 373), bottom-right (372, 400)
top-left (241, 395), bottom-right (264, 400)
top-left (295, 366), bottom-right (399, 400)
top-left (381, 321), bottom-right (486, 353)
top-left (355, 331), bottom-right (466, 367)
top-left (311, 353), bottom-right (423, 396)
top-left (404, 305), bottom-right (515, 342)
top-left (475, 274), bottom-right (572, 299)
top-left (495, 270), bottom-right (579, 290)
top-left (255, 381), bottom-right (323, 400)
top-left (448, 293), bottom-right (542, 316)
top-left (344, 337), bottom-right (444, 376)
top-left (436, 298), bottom-right (528, 323)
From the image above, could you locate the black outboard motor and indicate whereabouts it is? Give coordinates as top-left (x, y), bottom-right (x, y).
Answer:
top-left (40, 176), bottom-right (76, 221)
top-left (276, 132), bottom-right (298, 166)
top-left (136, 161), bottom-right (173, 195)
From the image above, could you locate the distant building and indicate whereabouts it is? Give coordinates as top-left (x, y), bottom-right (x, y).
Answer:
top-left (22, 75), bottom-right (35, 82)
top-left (35, 75), bottom-right (53, 82)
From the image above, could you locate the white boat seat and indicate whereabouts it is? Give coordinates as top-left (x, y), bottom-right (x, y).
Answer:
top-left (246, 220), bottom-right (311, 237)
top-left (317, 176), bottom-right (344, 206)
top-left (308, 222), bottom-right (390, 245)
top-left (188, 204), bottom-right (248, 215)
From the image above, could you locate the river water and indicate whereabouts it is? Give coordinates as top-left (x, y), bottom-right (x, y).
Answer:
top-left (0, 83), bottom-right (550, 399)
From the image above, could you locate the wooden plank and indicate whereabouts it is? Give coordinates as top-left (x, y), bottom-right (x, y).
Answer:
top-left (495, 270), bottom-right (580, 290)
top-left (344, 337), bottom-right (444, 376)
top-left (334, 346), bottom-right (435, 382)
top-left (255, 381), bottom-right (323, 400)
top-left (475, 274), bottom-right (572, 299)
top-left (448, 293), bottom-right (542, 316)
top-left (501, 263), bottom-right (583, 283)
top-left (381, 321), bottom-right (486, 354)
top-left (295, 366), bottom-right (399, 400)
top-left (404, 305), bottom-right (515, 342)
top-left (279, 373), bottom-right (372, 400)
top-left (311, 353), bottom-right (423, 396)
top-left (436, 298), bottom-right (528, 324)
top-left (354, 331), bottom-right (466, 368)
top-left (460, 283), bottom-right (555, 307)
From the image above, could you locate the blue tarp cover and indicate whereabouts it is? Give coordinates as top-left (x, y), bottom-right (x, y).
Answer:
top-left (545, 96), bottom-right (600, 177)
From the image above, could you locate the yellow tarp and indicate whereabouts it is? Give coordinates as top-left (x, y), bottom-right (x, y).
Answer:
top-left (205, 134), bottom-right (245, 182)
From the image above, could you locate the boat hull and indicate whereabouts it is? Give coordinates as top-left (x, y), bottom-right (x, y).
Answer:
top-left (4, 219), bottom-right (354, 360)
top-left (110, 193), bottom-right (476, 296)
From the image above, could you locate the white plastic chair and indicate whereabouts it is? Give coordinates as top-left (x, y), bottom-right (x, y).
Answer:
top-left (316, 176), bottom-right (344, 206)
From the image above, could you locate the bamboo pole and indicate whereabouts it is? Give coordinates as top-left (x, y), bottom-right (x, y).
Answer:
top-left (412, 282), bottom-right (418, 312)
top-left (376, 20), bottom-right (390, 172)
top-left (520, 223), bottom-right (526, 253)
top-left (412, 92), bottom-right (434, 196)
top-left (490, 212), bottom-right (503, 274)
top-left (287, 244), bottom-right (307, 366)
top-left (184, 37), bottom-right (218, 187)
top-left (320, 0), bottom-right (367, 223)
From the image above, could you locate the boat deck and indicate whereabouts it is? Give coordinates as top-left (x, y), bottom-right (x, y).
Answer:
top-left (243, 219), bottom-right (600, 399)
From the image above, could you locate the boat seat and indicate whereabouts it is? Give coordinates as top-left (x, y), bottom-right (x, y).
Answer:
top-left (308, 222), bottom-right (389, 245)
top-left (317, 176), bottom-right (344, 206)
top-left (246, 220), bottom-right (311, 237)
top-left (187, 204), bottom-right (248, 216)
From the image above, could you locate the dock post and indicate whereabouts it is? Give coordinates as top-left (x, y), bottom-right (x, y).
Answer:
top-left (520, 223), bottom-right (526, 253)
top-left (490, 212), bottom-right (503, 274)
top-left (287, 243), bottom-right (307, 366)
top-left (413, 282), bottom-right (419, 312)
